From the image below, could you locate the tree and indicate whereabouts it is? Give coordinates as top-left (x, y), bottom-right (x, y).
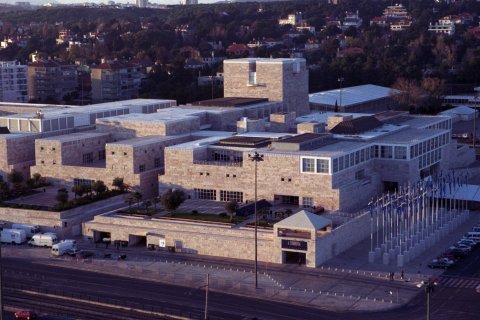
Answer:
top-left (225, 200), bottom-right (239, 221)
top-left (7, 170), bottom-right (23, 185)
top-left (72, 184), bottom-right (89, 199)
top-left (132, 191), bottom-right (143, 209)
top-left (0, 176), bottom-right (9, 201)
top-left (92, 180), bottom-right (107, 195)
top-left (160, 189), bottom-right (186, 211)
top-left (391, 78), bottom-right (425, 111)
top-left (56, 188), bottom-right (69, 205)
top-left (112, 177), bottom-right (126, 191)
top-left (142, 200), bottom-right (152, 214)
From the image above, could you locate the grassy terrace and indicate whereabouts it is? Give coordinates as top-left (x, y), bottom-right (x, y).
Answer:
top-left (164, 212), bottom-right (249, 224)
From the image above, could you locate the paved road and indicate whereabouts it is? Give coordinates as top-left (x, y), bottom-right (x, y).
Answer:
top-left (1, 254), bottom-right (479, 320)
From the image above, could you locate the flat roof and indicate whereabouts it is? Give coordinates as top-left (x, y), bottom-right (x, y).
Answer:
top-left (191, 97), bottom-right (269, 108)
top-left (296, 112), bottom-right (373, 123)
top-left (1, 99), bottom-right (175, 120)
top-left (215, 136), bottom-right (272, 148)
top-left (261, 140), bottom-right (371, 158)
top-left (373, 127), bottom-right (448, 145)
top-left (224, 58), bottom-right (305, 64)
top-left (37, 131), bottom-right (110, 143)
top-left (97, 108), bottom-right (204, 124)
top-left (107, 134), bottom-right (189, 147)
top-left (309, 84), bottom-right (400, 108)
top-left (277, 133), bottom-right (330, 144)
top-left (385, 115), bottom-right (450, 129)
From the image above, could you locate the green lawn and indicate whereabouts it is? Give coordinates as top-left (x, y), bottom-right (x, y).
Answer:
top-left (165, 212), bottom-right (248, 224)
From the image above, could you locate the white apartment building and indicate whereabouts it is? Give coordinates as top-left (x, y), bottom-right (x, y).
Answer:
top-left (0, 61), bottom-right (28, 103)
top-left (428, 22), bottom-right (456, 35)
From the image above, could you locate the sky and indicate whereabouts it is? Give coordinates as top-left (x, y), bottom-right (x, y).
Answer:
top-left (6, 0), bottom-right (222, 4)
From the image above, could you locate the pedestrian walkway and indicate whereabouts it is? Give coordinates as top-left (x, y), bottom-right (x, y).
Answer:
top-left (439, 276), bottom-right (480, 289)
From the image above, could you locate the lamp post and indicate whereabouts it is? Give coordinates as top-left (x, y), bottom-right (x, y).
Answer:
top-left (473, 92), bottom-right (479, 151)
top-left (417, 279), bottom-right (437, 320)
top-left (0, 243), bottom-right (3, 320)
top-left (338, 77), bottom-right (345, 110)
top-left (248, 151), bottom-right (264, 289)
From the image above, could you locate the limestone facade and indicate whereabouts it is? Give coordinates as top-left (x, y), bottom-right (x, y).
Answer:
top-left (224, 58), bottom-right (309, 116)
top-left (31, 132), bottom-right (192, 197)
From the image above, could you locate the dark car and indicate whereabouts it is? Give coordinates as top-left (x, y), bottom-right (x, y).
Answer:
top-left (66, 248), bottom-right (81, 257)
top-left (444, 249), bottom-right (468, 259)
top-left (77, 250), bottom-right (94, 259)
top-left (428, 260), bottom-right (451, 269)
top-left (14, 310), bottom-right (37, 319)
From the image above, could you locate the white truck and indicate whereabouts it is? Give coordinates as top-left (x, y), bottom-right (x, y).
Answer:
top-left (51, 240), bottom-right (75, 256)
top-left (28, 233), bottom-right (58, 247)
top-left (1, 228), bottom-right (27, 244)
top-left (11, 223), bottom-right (40, 238)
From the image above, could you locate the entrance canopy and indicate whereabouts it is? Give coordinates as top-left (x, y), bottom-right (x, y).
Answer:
top-left (275, 210), bottom-right (332, 231)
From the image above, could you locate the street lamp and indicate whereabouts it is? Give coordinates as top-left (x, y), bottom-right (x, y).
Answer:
top-left (248, 151), bottom-right (264, 289)
top-left (473, 92), bottom-right (479, 150)
top-left (338, 77), bottom-right (345, 111)
top-left (0, 243), bottom-right (3, 320)
top-left (417, 280), bottom-right (437, 320)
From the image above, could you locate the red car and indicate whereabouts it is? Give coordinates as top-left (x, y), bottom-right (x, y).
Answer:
top-left (14, 310), bottom-right (37, 319)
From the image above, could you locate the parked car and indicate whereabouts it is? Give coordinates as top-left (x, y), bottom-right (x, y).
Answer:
top-left (445, 248), bottom-right (468, 258)
top-left (476, 284), bottom-right (480, 293)
top-left (428, 260), bottom-right (451, 269)
top-left (14, 310), bottom-right (37, 319)
top-left (451, 244), bottom-right (472, 252)
top-left (458, 239), bottom-right (477, 247)
top-left (66, 248), bottom-right (81, 257)
top-left (77, 250), bottom-right (93, 259)
top-left (432, 258), bottom-right (455, 266)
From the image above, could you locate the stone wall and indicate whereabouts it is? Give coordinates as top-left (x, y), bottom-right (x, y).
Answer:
top-left (84, 215), bottom-right (276, 262)
top-left (315, 211), bottom-right (377, 266)
top-left (224, 59), bottom-right (309, 116)
top-left (0, 194), bottom-right (128, 238)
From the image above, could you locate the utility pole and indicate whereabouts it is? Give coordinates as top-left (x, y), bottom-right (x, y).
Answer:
top-left (338, 77), bottom-right (345, 110)
top-left (204, 273), bottom-right (209, 320)
top-left (248, 152), bottom-right (264, 289)
top-left (0, 243), bottom-right (3, 320)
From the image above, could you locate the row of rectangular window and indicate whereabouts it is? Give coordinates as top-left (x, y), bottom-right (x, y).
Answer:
top-left (301, 158), bottom-right (329, 174)
top-left (419, 149), bottom-right (442, 169)
top-left (194, 188), bottom-right (244, 202)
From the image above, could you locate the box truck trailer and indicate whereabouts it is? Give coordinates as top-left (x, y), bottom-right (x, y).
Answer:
top-left (1, 228), bottom-right (26, 244)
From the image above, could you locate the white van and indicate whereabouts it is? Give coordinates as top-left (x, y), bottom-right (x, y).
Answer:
top-left (0, 229), bottom-right (26, 244)
top-left (51, 241), bottom-right (75, 256)
top-left (11, 223), bottom-right (40, 238)
top-left (28, 233), bottom-right (59, 247)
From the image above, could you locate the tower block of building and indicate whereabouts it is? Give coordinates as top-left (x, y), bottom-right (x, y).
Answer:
top-left (223, 58), bottom-right (309, 116)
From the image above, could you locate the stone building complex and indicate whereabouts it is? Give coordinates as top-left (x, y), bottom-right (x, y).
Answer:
top-left (0, 58), bottom-right (476, 267)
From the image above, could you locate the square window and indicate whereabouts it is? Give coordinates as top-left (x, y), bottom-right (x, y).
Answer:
top-left (281, 178), bottom-right (285, 181)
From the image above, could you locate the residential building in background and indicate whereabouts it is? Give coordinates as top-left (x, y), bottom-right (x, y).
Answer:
top-left (0, 61), bottom-right (28, 103)
top-left (27, 59), bottom-right (78, 103)
top-left (91, 60), bottom-right (145, 103)
top-left (136, 0), bottom-right (147, 7)
top-left (180, 0), bottom-right (198, 5)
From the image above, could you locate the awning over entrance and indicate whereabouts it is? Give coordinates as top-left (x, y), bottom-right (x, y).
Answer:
top-left (274, 210), bottom-right (332, 231)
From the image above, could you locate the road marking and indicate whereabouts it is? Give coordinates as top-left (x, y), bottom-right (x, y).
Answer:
top-left (16, 289), bottom-right (191, 320)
